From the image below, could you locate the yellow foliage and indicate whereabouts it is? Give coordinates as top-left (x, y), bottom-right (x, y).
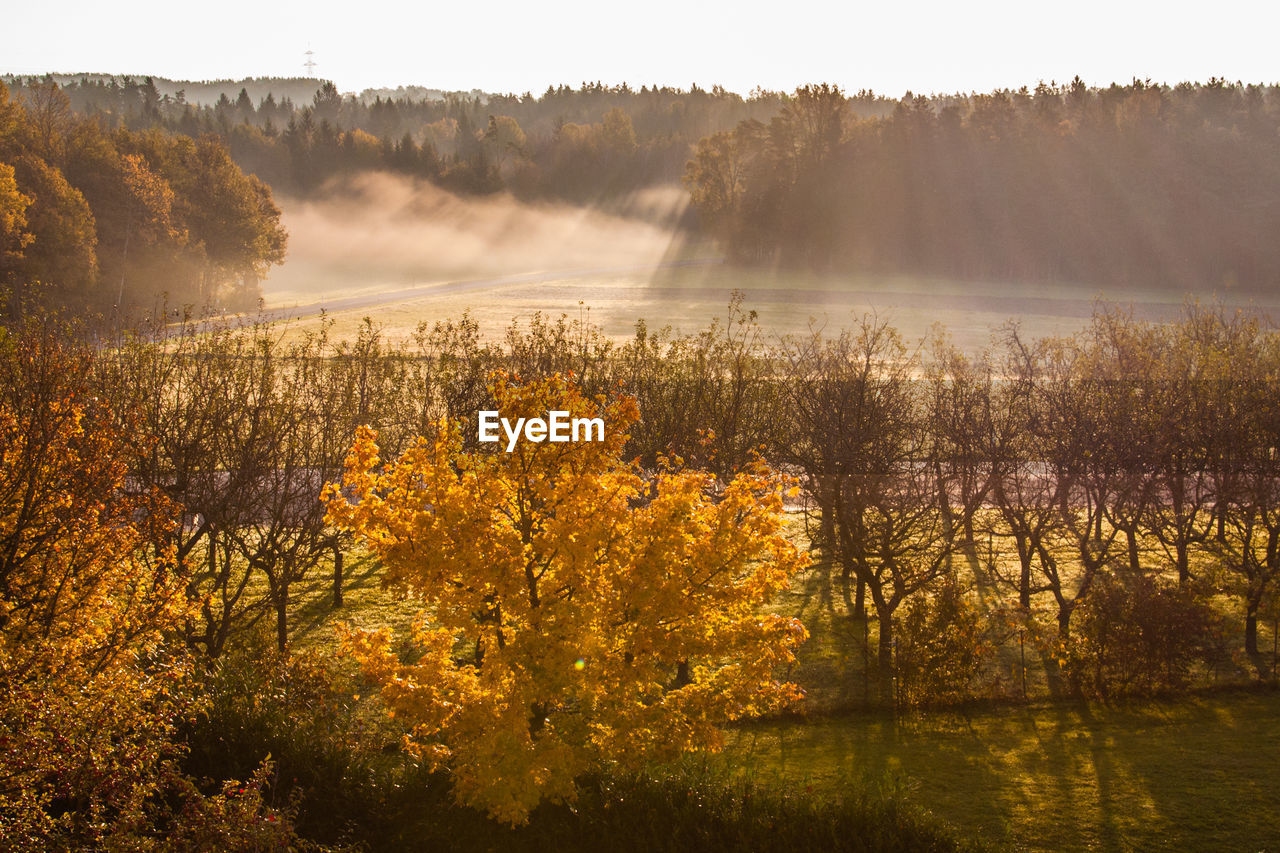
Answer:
top-left (0, 330), bottom-right (193, 844)
top-left (0, 161), bottom-right (33, 263)
top-left (325, 372), bottom-right (807, 823)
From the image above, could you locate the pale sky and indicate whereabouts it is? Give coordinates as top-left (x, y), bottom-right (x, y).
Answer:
top-left (4, 0), bottom-right (1277, 97)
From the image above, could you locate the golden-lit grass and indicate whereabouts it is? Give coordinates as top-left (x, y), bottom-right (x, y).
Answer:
top-left (737, 514), bottom-right (1280, 851)
top-left (259, 262), bottom-right (1280, 354)
top-left (283, 551), bottom-right (421, 653)
top-left (723, 690), bottom-right (1280, 853)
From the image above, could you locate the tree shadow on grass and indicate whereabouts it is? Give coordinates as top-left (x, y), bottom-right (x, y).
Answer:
top-left (288, 553), bottom-right (411, 646)
top-left (727, 691), bottom-right (1280, 852)
top-left (1072, 693), bottom-right (1280, 852)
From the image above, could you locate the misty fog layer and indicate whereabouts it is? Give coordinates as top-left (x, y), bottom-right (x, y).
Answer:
top-left (261, 170), bottom-right (1280, 355)
top-left (265, 173), bottom-right (691, 305)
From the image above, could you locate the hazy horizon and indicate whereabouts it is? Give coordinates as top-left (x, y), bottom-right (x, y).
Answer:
top-left (5, 0), bottom-right (1279, 99)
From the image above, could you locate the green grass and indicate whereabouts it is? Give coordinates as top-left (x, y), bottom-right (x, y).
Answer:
top-left (285, 552), bottom-right (422, 653)
top-left (723, 689), bottom-right (1280, 852)
top-left (189, 631), bottom-right (978, 853)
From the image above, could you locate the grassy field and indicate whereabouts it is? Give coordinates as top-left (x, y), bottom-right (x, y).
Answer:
top-left (260, 259), bottom-right (1280, 356)
top-left (724, 691), bottom-right (1280, 852)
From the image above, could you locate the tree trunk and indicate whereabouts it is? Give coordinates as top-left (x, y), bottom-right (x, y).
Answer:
top-left (840, 564), bottom-right (867, 621)
top-left (819, 502), bottom-right (835, 607)
top-left (877, 611), bottom-right (895, 706)
top-left (1016, 532), bottom-right (1032, 609)
top-left (821, 500), bottom-right (836, 553)
top-left (962, 513), bottom-right (977, 551)
top-left (1126, 528), bottom-right (1140, 573)
top-left (674, 659), bottom-right (691, 688)
top-left (936, 462), bottom-right (955, 543)
top-left (275, 578), bottom-right (289, 653)
top-left (332, 545), bottom-right (344, 608)
top-left (1057, 601), bottom-right (1073, 641)
top-left (1245, 603), bottom-right (1259, 657)
top-left (1056, 601), bottom-right (1084, 696)
top-left (1176, 542), bottom-right (1190, 587)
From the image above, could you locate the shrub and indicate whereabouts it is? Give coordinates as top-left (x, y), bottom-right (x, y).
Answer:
top-left (180, 633), bottom-right (393, 845)
top-left (1066, 572), bottom-right (1217, 697)
top-left (894, 580), bottom-right (994, 707)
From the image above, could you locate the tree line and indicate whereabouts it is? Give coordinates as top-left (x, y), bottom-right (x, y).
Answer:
top-left (1, 74), bottom-right (895, 200)
top-left (686, 80), bottom-right (1280, 290)
top-left (39, 300), bottom-right (1280, 697)
top-left (0, 81), bottom-right (287, 313)
top-left (19, 73), bottom-right (1280, 294)
top-left (17, 73), bottom-right (1280, 294)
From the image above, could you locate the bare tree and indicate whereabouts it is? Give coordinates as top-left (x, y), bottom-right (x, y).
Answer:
top-left (983, 325), bottom-right (1066, 610)
top-left (781, 317), bottom-right (978, 703)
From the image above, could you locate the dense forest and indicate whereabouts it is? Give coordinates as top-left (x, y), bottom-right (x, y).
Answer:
top-left (0, 81), bottom-right (286, 312)
top-left (2, 74), bottom-right (817, 199)
top-left (685, 80), bottom-right (1280, 290)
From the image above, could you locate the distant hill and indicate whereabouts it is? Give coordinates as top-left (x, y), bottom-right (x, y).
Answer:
top-left (1, 73), bottom-right (491, 107)
top-left (354, 85), bottom-right (490, 104)
top-left (1, 73), bottom-right (331, 106)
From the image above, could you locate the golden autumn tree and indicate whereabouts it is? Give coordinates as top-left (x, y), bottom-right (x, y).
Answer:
top-left (0, 326), bottom-right (193, 845)
top-left (325, 372), bottom-right (807, 823)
